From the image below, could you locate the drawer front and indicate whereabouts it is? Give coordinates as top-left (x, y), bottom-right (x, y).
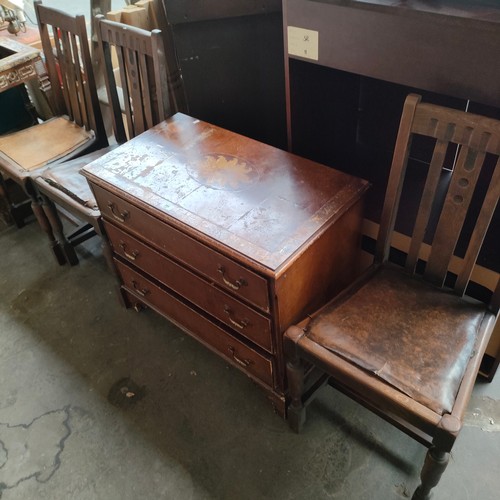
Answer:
top-left (106, 222), bottom-right (273, 352)
top-left (116, 260), bottom-right (274, 388)
top-left (93, 183), bottom-right (270, 312)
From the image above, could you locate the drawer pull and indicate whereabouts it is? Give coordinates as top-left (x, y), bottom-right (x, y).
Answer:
top-left (119, 241), bottom-right (139, 261)
top-left (107, 202), bottom-right (129, 223)
top-left (131, 280), bottom-right (149, 297)
top-left (228, 346), bottom-right (253, 367)
top-left (217, 265), bottom-right (247, 290)
top-left (223, 305), bottom-right (248, 329)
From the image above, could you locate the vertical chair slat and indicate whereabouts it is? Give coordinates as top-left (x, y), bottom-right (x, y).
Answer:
top-left (126, 46), bottom-right (146, 135)
top-left (455, 158), bottom-right (500, 295)
top-left (69, 32), bottom-right (87, 129)
top-left (116, 44), bottom-right (135, 138)
top-left (35, 18), bottom-right (63, 114)
top-left (97, 22), bottom-right (127, 144)
top-left (139, 53), bottom-right (154, 130)
top-left (376, 94), bottom-right (421, 263)
top-left (425, 129), bottom-right (491, 285)
top-left (52, 27), bottom-right (72, 119)
top-left (406, 139), bottom-right (450, 274)
top-left (151, 29), bottom-right (168, 121)
top-left (60, 29), bottom-right (81, 124)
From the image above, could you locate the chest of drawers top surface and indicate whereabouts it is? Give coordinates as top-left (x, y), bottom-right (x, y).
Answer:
top-left (82, 113), bottom-right (368, 270)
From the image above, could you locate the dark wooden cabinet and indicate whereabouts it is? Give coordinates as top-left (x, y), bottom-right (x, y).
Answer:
top-left (82, 113), bottom-right (368, 414)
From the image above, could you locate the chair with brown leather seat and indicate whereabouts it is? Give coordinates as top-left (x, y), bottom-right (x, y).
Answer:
top-left (0, 0), bottom-right (107, 262)
top-left (33, 15), bottom-right (171, 265)
top-left (284, 94), bottom-right (499, 500)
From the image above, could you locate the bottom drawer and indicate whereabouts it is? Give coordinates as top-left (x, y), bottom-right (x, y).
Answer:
top-left (116, 259), bottom-right (274, 388)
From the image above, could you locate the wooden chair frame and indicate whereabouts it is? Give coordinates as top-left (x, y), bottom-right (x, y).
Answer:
top-left (0, 0), bottom-right (107, 261)
top-left (284, 94), bottom-right (500, 500)
top-left (34, 15), bottom-right (171, 265)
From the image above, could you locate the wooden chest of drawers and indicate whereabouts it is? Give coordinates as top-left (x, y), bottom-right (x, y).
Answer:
top-left (82, 113), bottom-right (369, 414)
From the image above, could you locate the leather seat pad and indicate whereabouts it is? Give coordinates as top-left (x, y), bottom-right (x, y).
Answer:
top-left (0, 116), bottom-right (93, 171)
top-left (39, 147), bottom-right (114, 210)
top-left (306, 266), bottom-right (488, 414)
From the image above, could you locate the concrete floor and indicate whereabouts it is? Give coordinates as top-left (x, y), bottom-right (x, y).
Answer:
top-left (0, 221), bottom-right (500, 500)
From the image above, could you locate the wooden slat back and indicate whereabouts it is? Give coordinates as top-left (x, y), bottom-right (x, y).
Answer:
top-left (34, 1), bottom-right (106, 144)
top-left (96, 16), bottom-right (171, 143)
top-left (378, 94), bottom-right (500, 305)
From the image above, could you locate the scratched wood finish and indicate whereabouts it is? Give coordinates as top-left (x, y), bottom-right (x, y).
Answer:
top-left (82, 112), bottom-right (369, 413)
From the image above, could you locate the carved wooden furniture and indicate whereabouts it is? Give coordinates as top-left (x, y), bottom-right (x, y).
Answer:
top-left (0, 37), bottom-right (48, 94)
top-left (284, 94), bottom-right (500, 499)
top-left (34, 16), bottom-right (170, 265)
top-left (0, 1), bottom-right (107, 243)
top-left (81, 112), bottom-right (369, 414)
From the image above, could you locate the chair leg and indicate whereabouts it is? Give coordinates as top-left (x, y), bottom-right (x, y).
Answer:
top-left (412, 446), bottom-right (450, 500)
top-left (0, 173), bottom-right (31, 228)
top-left (31, 197), bottom-right (66, 265)
top-left (40, 195), bottom-right (79, 266)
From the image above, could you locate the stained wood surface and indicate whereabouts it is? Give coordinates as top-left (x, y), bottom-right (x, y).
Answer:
top-left (82, 112), bottom-right (369, 271)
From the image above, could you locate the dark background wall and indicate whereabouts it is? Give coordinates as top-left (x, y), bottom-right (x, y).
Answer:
top-left (165, 1), bottom-right (287, 150)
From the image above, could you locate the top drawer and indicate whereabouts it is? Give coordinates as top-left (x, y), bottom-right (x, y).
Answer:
top-left (92, 183), bottom-right (270, 313)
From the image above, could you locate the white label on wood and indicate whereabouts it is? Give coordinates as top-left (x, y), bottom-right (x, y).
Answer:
top-left (287, 26), bottom-right (319, 61)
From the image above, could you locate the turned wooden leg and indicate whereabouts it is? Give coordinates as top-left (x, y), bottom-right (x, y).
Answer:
top-left (40, 195), bottom-right (79, 266)
top-left (31, 197), bottom-right (66, 265)
top-left (412, 447), bottom-right (450, 500)
top-left (0, 174), bottom-right (31, 228)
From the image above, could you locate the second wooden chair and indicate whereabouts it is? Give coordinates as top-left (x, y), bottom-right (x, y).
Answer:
top-left (34, 15), bottom-right (171, 265)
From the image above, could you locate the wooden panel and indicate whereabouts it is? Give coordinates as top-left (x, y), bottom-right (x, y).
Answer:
top-left (275, 198), bottom-right (365, 330)
top-left (117, 261), bottom-right (274, 388)
top-left (284, 0), bottom-right (500, 107)
top-left (92, 183), bottom-right (271, 312)
top-left (105, 221), bottom-right (273, 352)
top-left (162, 0), bottom-right (282, 24)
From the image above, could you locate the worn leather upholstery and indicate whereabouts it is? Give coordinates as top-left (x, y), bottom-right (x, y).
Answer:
top-left (305, 266), bottom-right (489, 414)
top-left (38, 147), bottom-right (115, 210)
top-left (0, 117), bottom-right (93, 171)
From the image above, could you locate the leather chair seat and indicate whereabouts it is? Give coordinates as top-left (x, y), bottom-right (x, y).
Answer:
top-left (305, 265), bottom-right (491, 414)
top-left (0, 116), bottom-right (94, 172)
top-left (37, 146), bottom-right (115, 210)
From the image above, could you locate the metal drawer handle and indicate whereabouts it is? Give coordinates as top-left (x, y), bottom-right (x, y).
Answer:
top-left (119, 241), bottom-right (139, 261)
top-left (224, 305), bottom-right (248, 330)
top-left (217, 265), bottom-right (247, 290)
top-left (131, 280), bottom-right (149, 297)
top-left (228, 346), bottom-right (253, 367)
top-left (107, 202), bottom-right (129, 223)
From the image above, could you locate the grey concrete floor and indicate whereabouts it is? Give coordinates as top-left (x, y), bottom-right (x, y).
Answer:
top-left (1, 221), bottom-right (500, 500)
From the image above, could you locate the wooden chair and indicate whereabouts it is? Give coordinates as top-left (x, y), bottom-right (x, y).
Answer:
top-left (284, 94), bottom-right (500, 500)
top-left (0, 0), bottom-right (107, 252)
top-left (33, 15), bottom-right (171, 265)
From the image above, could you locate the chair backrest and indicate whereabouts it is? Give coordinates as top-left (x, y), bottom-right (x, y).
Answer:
top-left (96, 16), bottom-right (171, 144)
top-left (34, 0), bottom-right (106, 144)
top-left (376, 94), bottom-right (500, 310)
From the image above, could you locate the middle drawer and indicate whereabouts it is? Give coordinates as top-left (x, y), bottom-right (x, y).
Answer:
top-left (106, 222), bottom-right (273, 353)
